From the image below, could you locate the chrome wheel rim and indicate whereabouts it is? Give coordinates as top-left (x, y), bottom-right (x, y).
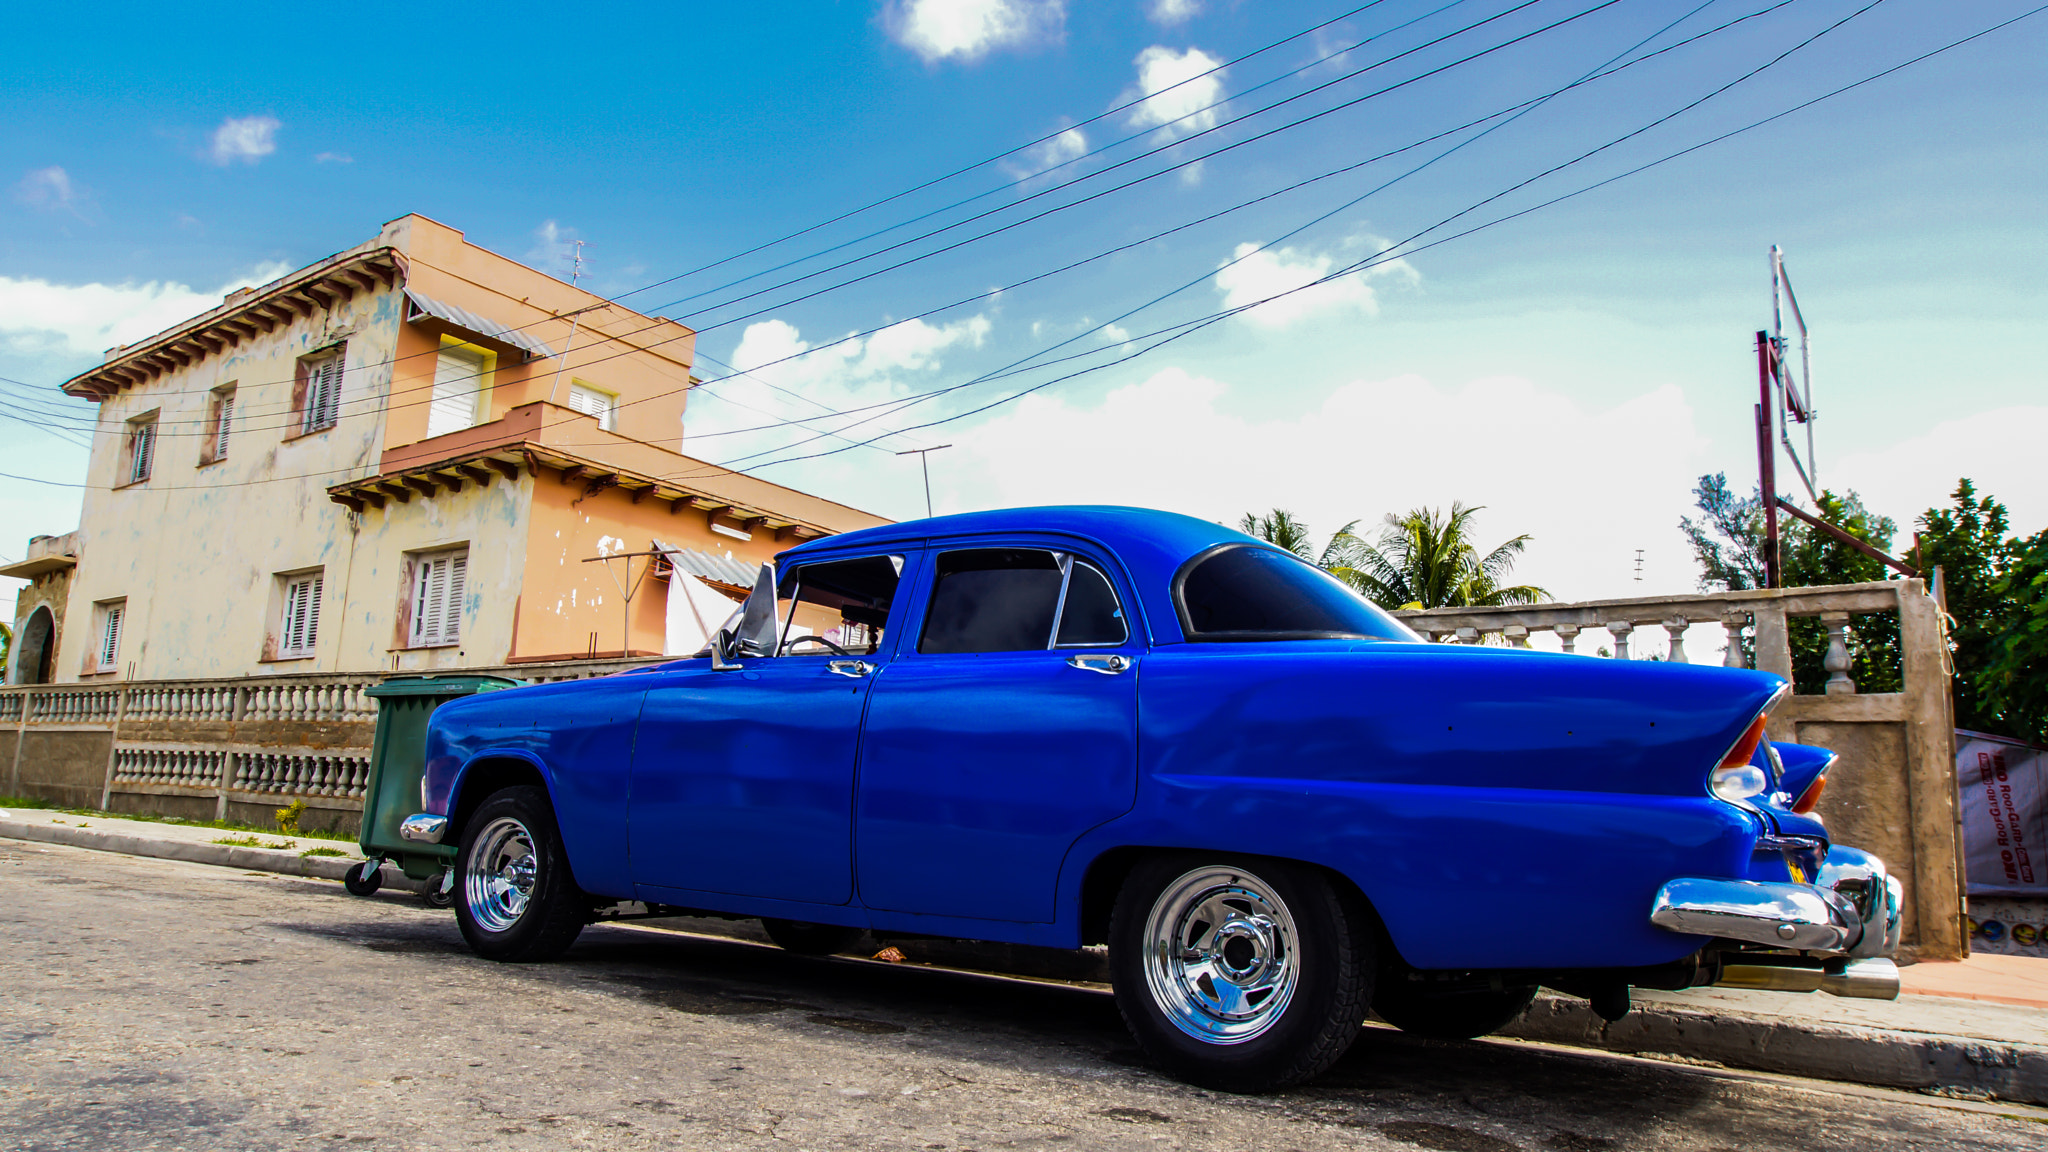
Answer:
top-left (1141, 865), bottom-right (1300, 1044)
top-left (464, 817), bottom-right (538, 933)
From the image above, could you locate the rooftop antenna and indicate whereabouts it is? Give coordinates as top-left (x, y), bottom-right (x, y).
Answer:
top-left (895, 444), bottom-right (953, 518)
top-left (1754, 245), bottom-right (1819, 588)
top-left (547, 239), bottom-right (589, 406)
top-left (1633, 549), bottom-right (1645, 583)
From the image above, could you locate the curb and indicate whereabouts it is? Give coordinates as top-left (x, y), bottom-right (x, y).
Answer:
top-left (0, 817), bottom-right (427, 893)
top-left (1503, 993), bottom-right (2048, 1106)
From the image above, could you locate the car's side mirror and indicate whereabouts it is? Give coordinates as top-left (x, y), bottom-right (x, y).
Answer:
top-left (709, 628), bottom-right (741, 671)
top-left (710, 562), bottom-right (779, 670)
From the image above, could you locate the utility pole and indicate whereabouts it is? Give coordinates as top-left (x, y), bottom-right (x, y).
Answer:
top-left (896, 444), bottom-right (952, 519)
top-left (1755, 330), bottom-right (1781, 589)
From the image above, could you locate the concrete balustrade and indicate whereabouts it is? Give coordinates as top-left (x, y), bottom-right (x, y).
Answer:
top-left (1397, 579), bottom-right (1964, 960)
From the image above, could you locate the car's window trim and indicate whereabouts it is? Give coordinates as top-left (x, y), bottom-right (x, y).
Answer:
top-left (1052, 556), bottom-right (1129, 649)
top-left (773, 552), bottom-right (906, 658)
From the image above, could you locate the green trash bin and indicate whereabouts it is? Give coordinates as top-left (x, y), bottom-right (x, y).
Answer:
top-left (348, 674), bottom-right (525, 903)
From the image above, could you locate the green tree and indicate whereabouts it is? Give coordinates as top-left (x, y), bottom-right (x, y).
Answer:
top-left (1985, 531), bottom-right (2048, 744)
top-left (1679, 474), bottom-right (1901, 694)
top-left (1326, 502), bottom-right (1548, 610)
top-left (1910, 480), bottom-right (2023, 735)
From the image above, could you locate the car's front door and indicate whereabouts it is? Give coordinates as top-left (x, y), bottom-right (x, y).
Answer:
top-left (857, 541), bottom-right (1141, 923)
top-left (629, 551), bottom-right (908, 907)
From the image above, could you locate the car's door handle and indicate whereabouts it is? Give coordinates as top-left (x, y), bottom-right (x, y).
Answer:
top-left (826, 659), bottom-right (876, 678)
top-left (1066, 653), bottom-right (1131, 675)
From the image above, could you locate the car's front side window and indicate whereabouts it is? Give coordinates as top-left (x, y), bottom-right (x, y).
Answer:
top-left (919, 547), bottom-right (1131, 654)
top-left (775, 554), bottom-right (903, 657)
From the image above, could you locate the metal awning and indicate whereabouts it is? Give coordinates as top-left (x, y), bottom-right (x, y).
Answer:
top-left (404, 290), bottom-right (557, 362)
top-left (650, 541), bottom-right (759, 590)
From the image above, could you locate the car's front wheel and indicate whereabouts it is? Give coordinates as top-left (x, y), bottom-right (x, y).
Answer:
top-left (454, 786), bottom-right (586, 962)
top-left (1108, 856), bottom-right (1374, 1092)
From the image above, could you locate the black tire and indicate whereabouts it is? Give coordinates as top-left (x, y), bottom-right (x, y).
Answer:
top-left (1108, 855), bottom-right (1374, 1093)
top-left (454, 786), bottom-right (586, 962)
top-left (342, 859), bottom-right (382, 896)
top-left (762, 918), bottom-right (865, 956)
top-left (1372, 978), bottom-right (1538, 1040)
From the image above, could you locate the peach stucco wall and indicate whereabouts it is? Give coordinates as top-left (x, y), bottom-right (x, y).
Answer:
top-left (383, 215), bottom-right (697, 455)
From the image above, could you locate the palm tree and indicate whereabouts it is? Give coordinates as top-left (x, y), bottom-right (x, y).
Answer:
top-left (1238, 509), bottom-right (1317, 560)
top-left (1325, 502), bottom-right (1549, 610)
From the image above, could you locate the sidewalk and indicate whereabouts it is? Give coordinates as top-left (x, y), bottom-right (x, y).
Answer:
top-left (5, 807), bottom-right (2044, 1104)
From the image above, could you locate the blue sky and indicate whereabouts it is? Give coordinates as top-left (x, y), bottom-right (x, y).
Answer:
top-left (3, 0), bottom-right (2043, 605)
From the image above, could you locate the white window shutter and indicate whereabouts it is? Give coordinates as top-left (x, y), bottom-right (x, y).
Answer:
top-left (304, 576), bottom-right (322, 651)
top-left (319, 356), bottom-right (342, 427)
top-left (444, 555), bottom-right (465, 643)
top-left (100, 606), bottom-right (123, 669)
top-left (408, 551), bottom-right (467, 646)
top-left (429, 348), bottom-right (484, 438)
top-left (215, 394), bottom-right (233, 459)
top-left (130, 422), bottom-right (155, 482)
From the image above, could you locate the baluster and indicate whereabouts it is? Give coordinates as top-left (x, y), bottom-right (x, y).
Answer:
top-left (1822, 611), bottom-right (1857, 695)
top-left (1502, 625), bottom-right (1530, 649)
top-left (1663, 617), bottom-right (1689, 664)
top-left (1721, 613), bottom-right (1748, 668)
top-left (1455, 626), bottom-right (1480, 645)
top-left (1554, 624), bottom-right (1580, 654)
top-left (1605, 621), bottom-right (1633, 659)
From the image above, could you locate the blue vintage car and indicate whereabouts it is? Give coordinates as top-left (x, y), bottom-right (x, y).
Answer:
top-left (404, 506), bottom-right (1902, 1091)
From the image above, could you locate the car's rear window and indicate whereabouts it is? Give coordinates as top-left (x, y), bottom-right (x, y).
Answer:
top-left (1176, 545), bottom-right (1415, 642)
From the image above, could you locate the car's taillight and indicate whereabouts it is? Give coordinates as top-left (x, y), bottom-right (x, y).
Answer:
top-left (1709, 714), bottom-right (1771, 803)
top-left (1791, 774), bottom-right (1827, 814)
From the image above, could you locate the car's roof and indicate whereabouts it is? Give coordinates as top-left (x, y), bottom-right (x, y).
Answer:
top-left (779, 505), bottom-right (1261, 644)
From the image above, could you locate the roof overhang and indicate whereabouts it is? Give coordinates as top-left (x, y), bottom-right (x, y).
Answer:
top-left (0, 554), bottom-right (76, 580)
top-left (325, 444), bottom-right (835, 544)
top-left (63, 247), bottom-right (407, 403)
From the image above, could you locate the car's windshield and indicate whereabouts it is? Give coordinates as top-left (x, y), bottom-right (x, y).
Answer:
top-left (1176, 544), bottom-right (1416, 642)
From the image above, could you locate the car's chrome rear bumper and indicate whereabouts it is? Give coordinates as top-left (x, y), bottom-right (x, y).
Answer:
top-left (1649, 845), bottom-right (1902, 959)
top-left (399, 813), bottom-right (449, 844)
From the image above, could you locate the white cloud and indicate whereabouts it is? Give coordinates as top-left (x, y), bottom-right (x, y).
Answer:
top-left (886, 0), bottom-right (1065, 64)
top-left (1832, 405), bottom-right (2048, 535)
top-left (946, 367), bottom-right (1710, 602)
top-left (0, 263), bottom-right (292, 358)
top-left (1213, 241), bottom-right (1415, 329)
top-left (1147, 0), bottom-right (1202, 25)
top-left (15, 167), bottom-right (81, 215)
top-left (1123, 46), bottom-right (1226, 139)
top-left (861, 315), bottom-right (992, 374)
top-left (208, 116), bottom-right (281, 166)
top-left (313, 152), bottom-right (353, 165)
top-left (1001, 124), bottom-right (1088, 181)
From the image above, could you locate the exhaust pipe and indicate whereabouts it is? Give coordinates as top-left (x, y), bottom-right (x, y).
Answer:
top-left (1714, 957), bottom-right (1899, 1001)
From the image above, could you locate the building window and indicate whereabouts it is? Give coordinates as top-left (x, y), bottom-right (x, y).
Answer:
top-left (119, 412), bottom-right (158, 486)
top-left (296, 346), bottom-right (345, 436)
top-left (277, 572), bottom-right (323, 659)
top-left (94, 599), bottom-right (126, 673)
top-left (409, 548), bottom-right (468, 648)
top-left (567, 381), bottom-right (617, 431)
top-left (201, 384), bottom-right (236, 465)
top-left (428, 342), bottom-right (491, 439)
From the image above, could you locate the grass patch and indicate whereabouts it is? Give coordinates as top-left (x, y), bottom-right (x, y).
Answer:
top-left (212, 835), bottom-right (295, 850)
top-left (299, 846), bottom-right (349, 858)
top-left (0, 795), bottom-right (354, 841)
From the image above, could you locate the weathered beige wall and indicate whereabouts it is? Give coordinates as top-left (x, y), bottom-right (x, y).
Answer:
top-left (328, 470), bottom-right (535, 672)
top-left (10, 729), bottom-right (111, 807)
top-left (58, 277), bottom-right (403, 682)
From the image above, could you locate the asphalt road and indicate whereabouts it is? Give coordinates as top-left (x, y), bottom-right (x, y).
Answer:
top-left (3, 839), bottom-right (2040, 1152)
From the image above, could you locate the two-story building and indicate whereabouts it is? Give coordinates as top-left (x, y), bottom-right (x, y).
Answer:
top-left (7, 213), bottom-right (886, 682)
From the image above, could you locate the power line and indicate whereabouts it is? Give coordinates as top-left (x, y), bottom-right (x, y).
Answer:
top-left (693, 0), bottom-right (2019, 478)
top-left (12, 0), bottom-right (1607, 446)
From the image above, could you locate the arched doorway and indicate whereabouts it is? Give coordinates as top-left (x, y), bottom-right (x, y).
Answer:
top-left (12, 607), bottom-right (54, 685)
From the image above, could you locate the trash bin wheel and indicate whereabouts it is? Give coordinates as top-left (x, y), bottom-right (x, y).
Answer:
top-left (420, 871), bottom-right (455, 910)
top-left (454, 786), bottom-right (586, 962)
top-left (342, 860), bottom-right (382, 897)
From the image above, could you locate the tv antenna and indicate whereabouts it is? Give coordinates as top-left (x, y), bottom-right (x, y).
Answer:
top-left (1633, 549), bottom-right (1645, 583)
top-left (1754, 245), bottom-right (1819, 587)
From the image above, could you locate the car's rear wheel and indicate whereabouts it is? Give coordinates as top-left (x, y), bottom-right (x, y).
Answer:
top-left (1372, 978), bottom-right (1538, 1040)
top-left (762, 919), bottom-right (866, 956)
top-left (454, 786), bottom-right (586, 962)
top-left (1108, 856), bottom-right (1373, 1092)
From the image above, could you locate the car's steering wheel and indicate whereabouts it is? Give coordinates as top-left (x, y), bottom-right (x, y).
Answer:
top-left (781, 634), bottom-right (851, 656)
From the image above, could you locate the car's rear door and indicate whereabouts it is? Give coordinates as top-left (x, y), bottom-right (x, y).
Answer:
top-left (629, 551), bottom-right (910, 907)
top-left (855, 538), bottom-right (1141, 923)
